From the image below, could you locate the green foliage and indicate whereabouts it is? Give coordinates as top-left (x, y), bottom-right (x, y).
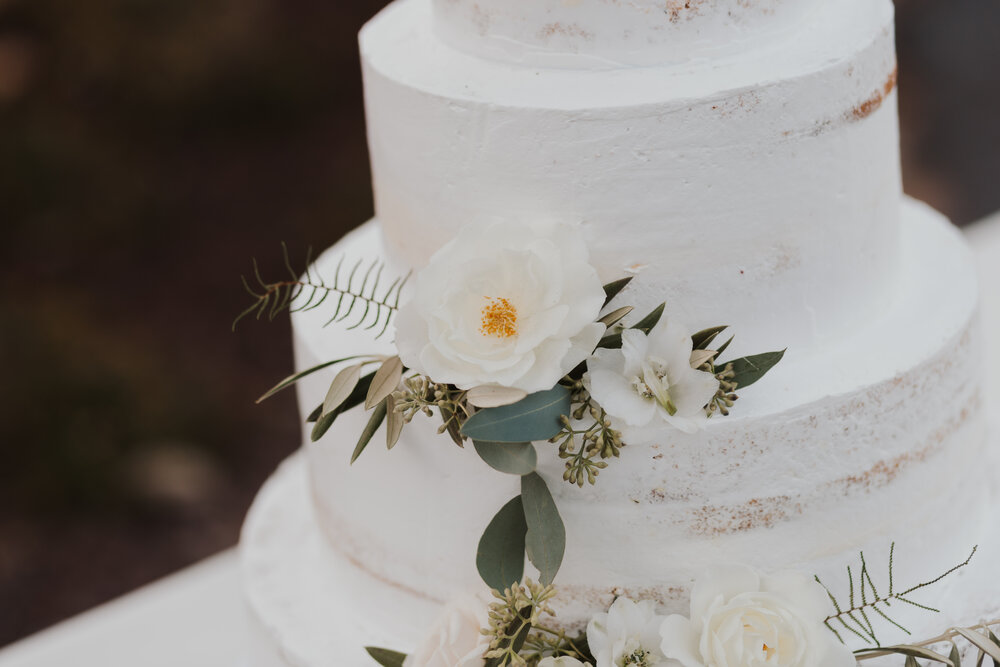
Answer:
top-left (854, 620), bottom-right (1000, 665)
top-left (478, 496), bottom-right (528, 592)
top-left (234, 245), bottom-right (409, 338)
top-left (484, 581), bottom-right (559, 667)
top-left (365, 647), bottom-right (407, 667)
top-left (727, 350), bottom-right (786, 389)
top-left (521, 473), bottom-right (566, 586)
top-left (549, 380), bottom-right (622, 487)
top-left (818, 543), bottom-right (977, 647)
top-left (310, 371), bottom-right (375, 442)
top-left (474, 441), bottom-right (538, 476)
top-left (461, 387), bottom-right (572, 443)
top-left (602, 276), bottom-right (634, 307)
top-left (597, 302), bottom-right (666, 349)
top-left (350, 399), bottom-right (388, 464)
top-left (255, 355), bottom-right (370, 403)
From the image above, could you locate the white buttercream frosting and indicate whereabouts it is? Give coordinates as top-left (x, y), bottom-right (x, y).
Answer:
top-left (362, 0), bottom-right (901, 356)
top-left (432, 0), bottom-right (818, 69)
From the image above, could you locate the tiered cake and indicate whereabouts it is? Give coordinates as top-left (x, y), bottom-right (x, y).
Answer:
top-left (239, 1), bottom-right (997, 664)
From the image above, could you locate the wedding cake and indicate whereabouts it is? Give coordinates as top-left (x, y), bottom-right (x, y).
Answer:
top-left (239, 1), bottom-right (998, 665)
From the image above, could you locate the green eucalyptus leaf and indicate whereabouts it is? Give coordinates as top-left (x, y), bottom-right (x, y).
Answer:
top-left (598, 302), bottom-right (666, 349)
top-left (602, 276), bottom-right (633, 307)
top-left (906, 657), bottom-right (920, 667)
top-left (950, 643), bottom-right (962, 667)
top-left (521, 472), bottom-right (566, 586)
top-left (256, 355), bottom-right (369, 403)
top-left (305, 403), bottom-right (323, 423)
top-left (726, 349), bottom-right (786, 389)
top-left (715, 335), bottom-right (735, 357)
top-left (954, 629), bottom-right (1000, 663)
top-left (856, 645), bottom-right (955, 666)
top-left (461, 386), bottom-right (571, 443)
top-left (364, 647), bottom-right (407, 667)
top-left (691, 325), bottom-right (728, 351)
top-left (365, 356), bottom-right (404, 410)
top-left (474, 441), bottom-right (538, 475)
top-left (477, 496), bottom-right (527, 591)
top-left (351, 400), bottom-right (388, 464)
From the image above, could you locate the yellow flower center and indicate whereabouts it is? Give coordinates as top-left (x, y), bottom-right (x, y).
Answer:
top-left (762, 642), bottom-right (775, 660)
top-left (480, 297), bottom-right (518, 338)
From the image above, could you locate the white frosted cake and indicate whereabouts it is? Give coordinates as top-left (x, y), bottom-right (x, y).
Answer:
top-left (239, 1), bottom-right (1000, 665)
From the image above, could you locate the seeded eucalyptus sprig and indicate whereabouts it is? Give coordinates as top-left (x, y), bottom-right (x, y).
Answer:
top-left (550, 379), bottom-right (624, 487)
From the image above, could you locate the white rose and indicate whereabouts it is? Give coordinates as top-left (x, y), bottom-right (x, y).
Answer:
top-left (659, 565), bottom-right (856, 667)
top-left (584, 318), bottom-right (719, 434)
top-left (539, 658), bottom-right (593, 667)
top-left (403, 596), bottom-right (489, 667)
top-left (587, 597), bottom-right (671, 667)
top-left (394, 221), bottom-right (606, 394)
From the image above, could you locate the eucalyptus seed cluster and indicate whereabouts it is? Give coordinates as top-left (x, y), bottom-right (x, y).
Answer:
top-left (707, 362), bottom-right (739, 417)
top-left (391, 374), bottom-right (470, 446)
top-left (483, 580), bottom-right (558, 666)
top-left (551, 382), bottom-right (625, 487)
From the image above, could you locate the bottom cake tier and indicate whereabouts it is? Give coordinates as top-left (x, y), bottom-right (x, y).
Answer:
top-left (241, 450), bottom-right (1000, 667)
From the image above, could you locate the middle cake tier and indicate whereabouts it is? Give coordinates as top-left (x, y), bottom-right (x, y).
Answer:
top-left (292, 197), bottom-right (985, 630)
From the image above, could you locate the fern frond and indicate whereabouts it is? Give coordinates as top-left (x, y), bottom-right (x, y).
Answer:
top-left (821, 544), bottom-right (977, 647)
top-left (233, 248), bottom-right (408, 338)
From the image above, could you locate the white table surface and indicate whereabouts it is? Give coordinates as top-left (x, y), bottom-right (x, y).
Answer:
top-left (2, 211), bottom-right (1000, 666)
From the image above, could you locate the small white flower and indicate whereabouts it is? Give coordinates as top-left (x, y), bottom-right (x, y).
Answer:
top-left (403, 596), bottom-right (489, 667)
top-left (394, 221), bottom-right (606, 394)
top-left (587, 597), bottom-right (671, 667)
top-left (659, 565), bottom-right (856, 667)
top-left (538, 658), bottom-right (593, 667)
top-left (584, 318), bottom-right (719, 434)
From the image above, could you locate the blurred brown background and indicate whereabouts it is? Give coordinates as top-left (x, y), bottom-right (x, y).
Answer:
top-left (1, 0), bottom-right (998, 649)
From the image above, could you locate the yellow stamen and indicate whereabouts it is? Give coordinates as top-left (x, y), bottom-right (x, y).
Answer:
top-left (480, 297), bottom-right (518, 338)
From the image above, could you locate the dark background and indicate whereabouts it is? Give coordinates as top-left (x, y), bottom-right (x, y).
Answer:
top-left (1, 0), bottom-right (998, 648)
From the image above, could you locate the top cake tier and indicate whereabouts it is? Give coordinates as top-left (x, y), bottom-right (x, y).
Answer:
top-left (361, 0), bottom-right (900, 355)
top-left (433, 0), bottom-right (815, 68)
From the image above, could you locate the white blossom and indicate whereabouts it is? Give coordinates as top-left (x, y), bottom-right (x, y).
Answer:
top-left (659, 565), bottom-right (856, 667)
top-left (395, 221), bottom-right (605, 394)
top-left (538, 658), bottom-right (593, 667)
top-left (585, 319), bottom-right (719, 434)
top-left (587, 597), bottom-right (671, 667)
top-left (403, 596), bottom-right (489, 667)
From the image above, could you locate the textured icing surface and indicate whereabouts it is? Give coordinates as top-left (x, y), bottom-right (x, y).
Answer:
top-left (242, 451), bottom-right (1000, 667)
top-left (282, 201), bottom-right (987, 633)
top-left (362, 0), bottom-right (901, 355)
top-left (431, 0), bottom-right (816, 68)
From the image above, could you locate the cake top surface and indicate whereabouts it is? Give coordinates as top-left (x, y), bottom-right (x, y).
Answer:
top-left (432, 0), bottom-right (822, 67)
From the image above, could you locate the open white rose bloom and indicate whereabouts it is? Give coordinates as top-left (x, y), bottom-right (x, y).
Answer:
top-left (394, 221), bottom-right (606, 394)
top-left (585, 320), bottom-right (720, 435)
top-left (401, 596), bottom-right (489, 667)
top-left (659, 565), bottom-right (856, 667)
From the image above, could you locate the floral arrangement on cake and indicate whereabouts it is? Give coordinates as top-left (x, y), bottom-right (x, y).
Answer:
top-left (238, 221), bottom-right (784, 591)
top-left (238, 223), bottom-right (996, 667)
top-left (366, 545), bottom-right (992, 667)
